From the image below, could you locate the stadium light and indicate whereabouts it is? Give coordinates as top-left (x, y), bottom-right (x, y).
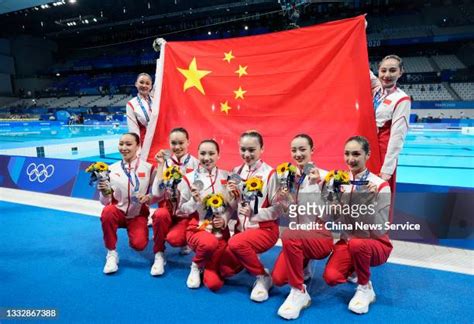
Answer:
top-left (69, 0), bottom-right (77, 4)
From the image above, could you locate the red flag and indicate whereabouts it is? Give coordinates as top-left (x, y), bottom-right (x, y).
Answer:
top-left (143, 15), bottom-right (380, 172)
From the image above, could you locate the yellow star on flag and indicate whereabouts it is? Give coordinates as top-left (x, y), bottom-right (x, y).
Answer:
top-left (234, 86), bottom-right (246, 100)
top-left (220, 101), bottom-right (232, 114)
top-left (177, 57), bottom-right (211, 95)
top-left (235, 65), bottom-right (248, 77)
top-left (223, 50), bottom-right (235, 63)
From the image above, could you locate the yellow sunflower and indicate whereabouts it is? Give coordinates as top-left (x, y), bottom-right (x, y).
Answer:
top-left (324, 170), bottom-right (335, 183)
top-left (207, 194), bottom-right (224, 208)
top-left (340, 171), bottom-right (350, 183)
top-left (163, 166), bottom-right (174, 181)
top-left (245, 177), bottom-right (263, 192)
top-left (276, 162), bottom-right (289, 175)
top-left (85, 163), bottom-right (95, 173)
top-left (334, 170), bottom-right (350, 184)
top-left (95, 162), bottom-right (109, 172)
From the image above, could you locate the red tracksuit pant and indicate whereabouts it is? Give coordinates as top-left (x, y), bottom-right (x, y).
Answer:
top-left (323, 238), bottom-right (392, 286)
top-left (101, 204), bottom-right (149, 251)
top-left (152, 207), bottom-right (189, 254)
top-left (186, 217), bottom-right (230, 292)
top-left (272, 229), bottom-right (334, 290)
top-left (219, 221), bottom-right (279, 279)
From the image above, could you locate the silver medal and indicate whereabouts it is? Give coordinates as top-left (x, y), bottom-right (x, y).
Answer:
top-left (162, 149), bottom-right (171, 160)
top-left (303, 162), bottom-right (315, 175)
top-left (228, 172), bottom-right (243, 185)
top-left (193, 180), bottom-right (204, 191)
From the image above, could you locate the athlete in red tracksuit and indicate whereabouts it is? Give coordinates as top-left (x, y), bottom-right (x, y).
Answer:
top-left (99, 133), bottom-right (156, 274)
top-left (176, 139), bottom-right (230, 290)
top-left (271, 134), bottom-right (334, 320)
top-left (370, 55), bottom-right (411, 193)
top-left (214, 131), bottom-right (282, 301)
top-left (323, 136), bottom-right (392, 315)
top-left (150, 128), bottom-right (199, 276)
top-left (126, 73), bottom-right (153, 145)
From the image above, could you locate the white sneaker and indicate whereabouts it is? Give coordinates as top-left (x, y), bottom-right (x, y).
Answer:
top-left (348, 281), bottom-right (376, 314)
top-left (186, 262), bottom-right (201, 288)
top-left (303, 260), bottom-right (313, 281)
top-left (147, 215), bottom-right (153, 227)
top-left (179, 245), bottom-right (192, 255)
top-left (250, 269), bottom-right (272, 302)
top-left (347, 272), bottom-right (358, 284)
top-left (150, 252), bottom-right (166, 276)
top-left (103, 250), bottom-right (119, 274)
top-left (277, 284), bottom-right (311, 320)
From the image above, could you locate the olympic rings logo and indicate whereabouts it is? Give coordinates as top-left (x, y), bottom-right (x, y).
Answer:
top-left (26, 163), bottom-right (55, 183)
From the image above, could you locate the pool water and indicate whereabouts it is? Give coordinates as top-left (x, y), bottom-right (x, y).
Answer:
top-left (397, 131), bottom-right (474, 187)
top-left (0, 125), bottom-right (128, 145)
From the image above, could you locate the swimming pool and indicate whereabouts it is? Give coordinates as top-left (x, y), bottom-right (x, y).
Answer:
top-left (0, 123), bottom-right (127, 147)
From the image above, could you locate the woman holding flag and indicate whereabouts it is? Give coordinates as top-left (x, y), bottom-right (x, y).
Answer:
top-left (150, 127), bottom-right (200, 276)
top-left (215, 130), bottom-right (282, 301)
top-left (126, 73), bottom-right (154, 145)
top-left (369, 55), bottom-right (411, 192)
top-left (98, 132), bottom-right (156, 274)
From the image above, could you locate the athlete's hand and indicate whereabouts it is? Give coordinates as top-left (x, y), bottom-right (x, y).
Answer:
top-left (380, 173), bottom-right (392, 181)
top-left (226, 180), bottom-right (240, 199)
top-left (239, 204), bottom-right (252, 218)
top-left (227, 180), bottom-right (238, 191)
top-left (276, 187), bottom-right (290, 201)
top-left (191, 186), bottom-right (201, 202)
top-left (367, 182), bottom-right (378, 193)
top-left (137, 193), bottom-right (151, 204)
top-left (97, 180), bottom-right (111, 195)
top-left (155, 149), bottom-right (166, 164)
top-left (212, 216), bottom-right (225, 229)
top-left (308, 168), bottom-right (321, 185)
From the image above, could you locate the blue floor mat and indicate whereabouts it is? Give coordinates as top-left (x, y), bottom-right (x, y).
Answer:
top-left (1, 201), bottom-right (473, 323)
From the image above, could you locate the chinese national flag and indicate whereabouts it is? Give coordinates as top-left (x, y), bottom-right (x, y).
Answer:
top-left (143, 15), bottom-right (380, 172)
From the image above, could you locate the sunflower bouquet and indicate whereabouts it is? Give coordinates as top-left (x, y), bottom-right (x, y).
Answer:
top-left (160, 165), bottom-right (183, 202)
top-left (86, 161), bottom-right (112, 195)
top-left (322, 170), bottom-right (350, 202)
top-left (199, 193), bottom-right (227, 237)
top-left (242, 176), bottom-right (264, 214)
top-left (276, 162), bottom-right (298, 192)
